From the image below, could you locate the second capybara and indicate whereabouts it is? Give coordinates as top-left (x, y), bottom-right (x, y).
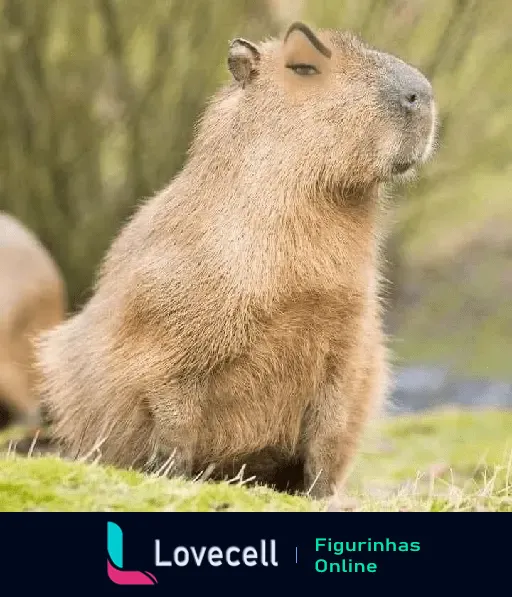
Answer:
top-left (37, 22), bottom-right (436, 497)
top-left (0, 212), bottom-right (66, 430)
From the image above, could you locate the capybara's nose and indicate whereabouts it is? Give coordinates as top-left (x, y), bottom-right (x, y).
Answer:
top-left (382, 53), bottom-right (433, 113)
top-left (399, 78), bottom-right (432, 112)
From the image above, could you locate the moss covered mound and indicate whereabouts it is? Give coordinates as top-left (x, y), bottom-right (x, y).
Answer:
top-left (1, 408), bottom-right (510, 512)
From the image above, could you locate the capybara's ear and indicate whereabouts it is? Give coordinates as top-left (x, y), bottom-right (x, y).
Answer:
top-left (228, 38), bottom-right (261, 88)
top-left (283, 22), bottom-right (332, 74)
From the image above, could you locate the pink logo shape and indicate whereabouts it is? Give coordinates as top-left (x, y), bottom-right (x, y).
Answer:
top-left (107, 560), bottom-right (158, 586)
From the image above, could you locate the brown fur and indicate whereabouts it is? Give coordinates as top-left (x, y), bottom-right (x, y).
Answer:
top-left (0, 212), bottom-right (66, 428)
top-left (37, 23), bottom-right (436, 497)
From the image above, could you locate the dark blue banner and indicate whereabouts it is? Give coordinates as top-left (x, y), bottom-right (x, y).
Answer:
top-left (0, 513), bottom-right (506, 593)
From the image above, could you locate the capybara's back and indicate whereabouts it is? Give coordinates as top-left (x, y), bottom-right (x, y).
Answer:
top-left (0, 212), bottom-right (66, 428)
top-left (38, 22), bottom-right (436, 496)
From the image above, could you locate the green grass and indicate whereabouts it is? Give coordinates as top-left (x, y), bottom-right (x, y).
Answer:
top-left (0, 408), bottom-right (510, 512)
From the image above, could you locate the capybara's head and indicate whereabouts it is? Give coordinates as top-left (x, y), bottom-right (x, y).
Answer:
top-left (223, 22), bottom-right (436, 190)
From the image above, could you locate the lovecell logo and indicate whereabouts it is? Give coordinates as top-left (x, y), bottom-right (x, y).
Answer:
top-left (107, 522), bottom-right (158, 585)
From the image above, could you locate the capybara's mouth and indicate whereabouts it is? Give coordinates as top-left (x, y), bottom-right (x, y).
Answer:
top-left (391, 160), bottom-right (416, 175)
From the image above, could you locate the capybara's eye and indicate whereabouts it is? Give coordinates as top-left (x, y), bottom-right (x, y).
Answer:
top-left (286, 63), bottom-right (320, 76)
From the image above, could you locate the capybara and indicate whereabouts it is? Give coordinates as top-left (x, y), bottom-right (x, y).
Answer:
top-left (0, 212), bottom-right (66, 430)
top-left (37, 22), bottom-right (436, 497)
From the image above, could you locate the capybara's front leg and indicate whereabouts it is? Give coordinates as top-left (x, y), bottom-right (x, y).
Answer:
top-left (304, 382), bottom-right (373, 499)
top-left (304, 349), bottom-right (387, 499)
top-left (304, 425), bottom-right (362, 499)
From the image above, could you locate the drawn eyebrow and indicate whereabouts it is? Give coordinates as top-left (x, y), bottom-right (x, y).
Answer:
top-left (284, 22), bottom-right (332, 59)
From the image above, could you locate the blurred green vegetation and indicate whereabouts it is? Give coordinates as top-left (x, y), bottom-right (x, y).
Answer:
top-left (0, 0), bottom-right (511, 377)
